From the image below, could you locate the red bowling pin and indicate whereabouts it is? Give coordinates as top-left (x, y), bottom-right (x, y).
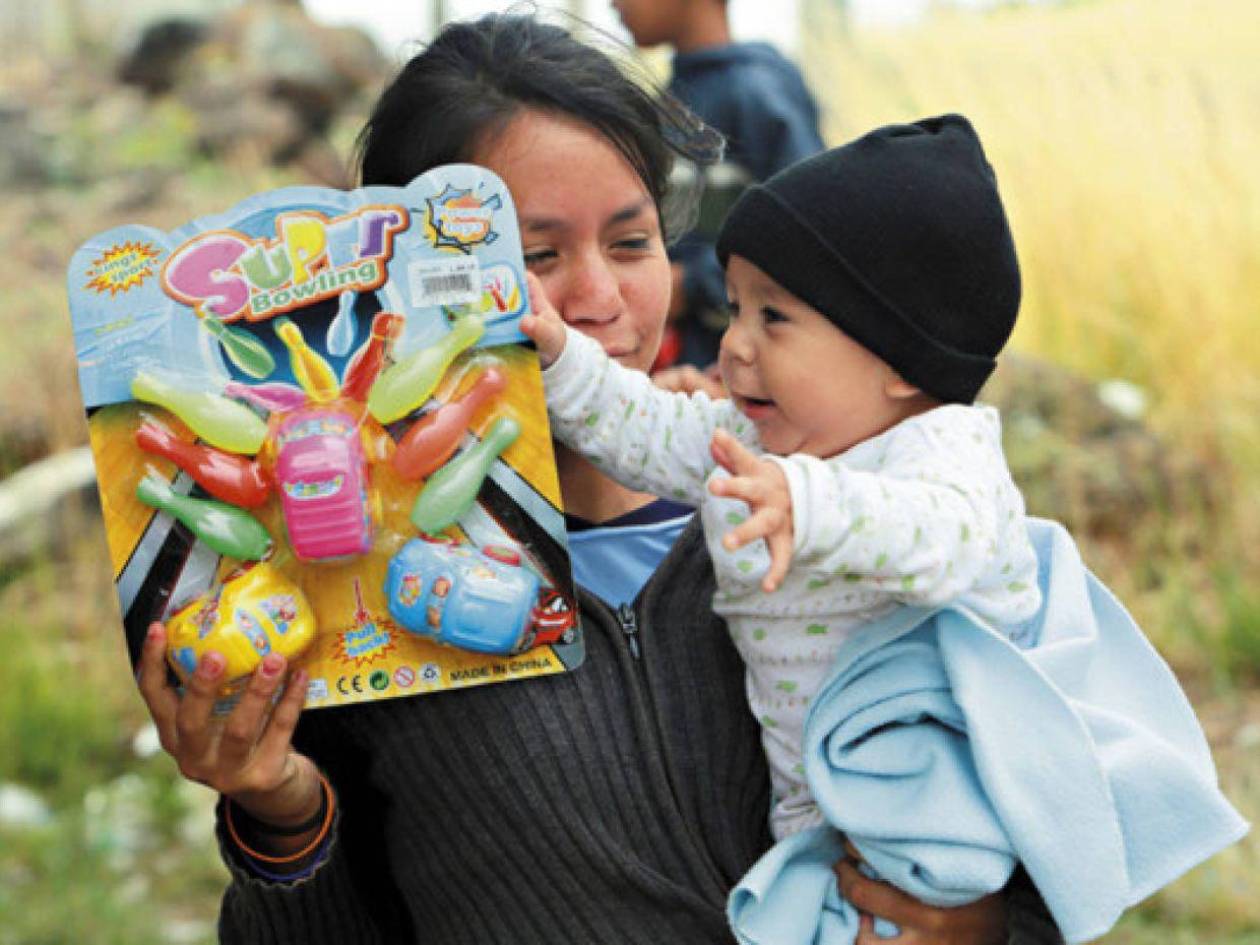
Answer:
top-left (392, 366), bottom-right (506, 480)
top-left (341, 312), bottom-right (405, 403)
top-left (136, 422), bottom-right (272, 508)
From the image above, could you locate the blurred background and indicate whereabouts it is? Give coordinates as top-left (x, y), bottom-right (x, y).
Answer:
top-left (1, 0), bottom-right (1256, 942)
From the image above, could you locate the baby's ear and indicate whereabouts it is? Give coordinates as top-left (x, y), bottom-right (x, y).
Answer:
top-left (884, 373), bottom-right (922, 401)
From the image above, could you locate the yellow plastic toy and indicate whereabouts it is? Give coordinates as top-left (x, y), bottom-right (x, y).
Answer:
top-left (165, 561), bottom-right (316, 691)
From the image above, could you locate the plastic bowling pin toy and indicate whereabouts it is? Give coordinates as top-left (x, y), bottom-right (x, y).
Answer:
top-left (136, 422), bottom-right (272, 508)
top-left (325, 290), bottom-right (359, 357)
top-left (341, 311), bottom-right (405, 403)
top-left (131, 370), bottom-right (268, 455)
top-left (224, 380), bottom-right (308, 414)
top-left (201, 313), bottom-right (276, 379)
top-left (368, 314), bottom-right (485, 424)
top-left (274, 316), bottom-right (339, 404)
top-left (165, 561), bottom-right (316, 693)
top-left (410, 415), bottom-right (520, 535)
top-left (136, 473), bottom-right (274, 560)
top-left (393, 365), bottom-right (506, 480)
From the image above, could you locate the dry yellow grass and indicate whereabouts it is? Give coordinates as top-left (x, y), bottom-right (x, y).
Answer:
top-left (804, 0), bottom-right (1260, 476)
top-left (802, 3), bottom-right (1260, 933)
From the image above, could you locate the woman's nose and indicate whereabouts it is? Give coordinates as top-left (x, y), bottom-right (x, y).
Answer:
top-left (559, 253), bottom-right (621, 325)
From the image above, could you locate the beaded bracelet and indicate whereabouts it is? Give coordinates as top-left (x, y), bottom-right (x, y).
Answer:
top-left (225, 773), bottom-right (335, 865)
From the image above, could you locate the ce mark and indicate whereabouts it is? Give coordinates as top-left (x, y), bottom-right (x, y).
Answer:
top-left (336, 675), bottom-right (364, 696)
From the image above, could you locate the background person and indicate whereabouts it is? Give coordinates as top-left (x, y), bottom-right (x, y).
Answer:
top-left (611, 0), bottom-right (825, 375)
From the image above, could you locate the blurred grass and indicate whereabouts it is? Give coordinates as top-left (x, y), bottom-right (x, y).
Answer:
top-left (0, 0), bottom-right (1256, 940)
top-left (0, 120), bottom-right (309, 945)
top-left (0, 532), bottom-right (227, 944)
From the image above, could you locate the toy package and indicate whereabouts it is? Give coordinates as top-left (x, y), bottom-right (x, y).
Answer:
top-left (66, 165), bottom-right (583, 710)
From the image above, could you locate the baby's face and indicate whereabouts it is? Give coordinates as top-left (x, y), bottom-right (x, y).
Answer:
top-left (719, 255), bottom-right (920, 458)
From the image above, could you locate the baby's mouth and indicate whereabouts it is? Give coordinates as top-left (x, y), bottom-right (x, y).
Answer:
top-left (736, 394), bottom-right (776, 418)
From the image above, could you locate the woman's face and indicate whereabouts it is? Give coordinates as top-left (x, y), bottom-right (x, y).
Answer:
top-left (473, 109), bottom-right (671, 374)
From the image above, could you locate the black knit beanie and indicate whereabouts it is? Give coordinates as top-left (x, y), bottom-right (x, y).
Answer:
top-left (715, 114), bottom-right (1019, 404)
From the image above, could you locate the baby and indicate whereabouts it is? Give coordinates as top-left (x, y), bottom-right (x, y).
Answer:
top-left (524, 114), bottom-right (1042, 841)
top-left (523, 113), bottom-right (1248, 945)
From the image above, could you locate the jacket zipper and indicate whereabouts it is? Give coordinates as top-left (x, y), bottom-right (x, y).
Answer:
top-left (616, 602), bottom-right (642, 661)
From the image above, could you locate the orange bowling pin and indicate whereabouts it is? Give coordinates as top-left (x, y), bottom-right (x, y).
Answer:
top-left (392, 365), bottom-right (506, 480)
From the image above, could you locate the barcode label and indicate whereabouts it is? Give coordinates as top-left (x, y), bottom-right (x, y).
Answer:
top-left (409, 257), bottom-right (481, 308)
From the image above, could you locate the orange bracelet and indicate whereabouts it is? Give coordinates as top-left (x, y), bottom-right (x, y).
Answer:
top-left (225, 773), bottom-right (335, 865)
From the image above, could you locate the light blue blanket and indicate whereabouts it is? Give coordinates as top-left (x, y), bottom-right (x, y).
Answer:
top-left (729, 518), bottom-right (1248, 944)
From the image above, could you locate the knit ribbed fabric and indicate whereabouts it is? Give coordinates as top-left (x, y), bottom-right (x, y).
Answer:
top-left (218, 521), bottom-right (772, 944)
top-left (215, 519), bottom-right (1064, 944)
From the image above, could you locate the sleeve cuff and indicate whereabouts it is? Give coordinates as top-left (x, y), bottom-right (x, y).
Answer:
top-left (216, 793), bottom-right (340, 889)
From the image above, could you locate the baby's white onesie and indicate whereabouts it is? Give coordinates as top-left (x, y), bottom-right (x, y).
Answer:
top-left (544, 330), bottom-right (1041, 839)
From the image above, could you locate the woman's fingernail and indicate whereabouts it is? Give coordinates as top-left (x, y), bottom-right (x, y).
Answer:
top-left (147, 623), bottom-right (163, 642)
top-left (198, 652), bottom-right (224, 678)
top-left (261, 653), bottom-right (284, 677)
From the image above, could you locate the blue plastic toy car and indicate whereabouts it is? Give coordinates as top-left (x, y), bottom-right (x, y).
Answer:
top-left (385, 536), bottom-right (562, 655)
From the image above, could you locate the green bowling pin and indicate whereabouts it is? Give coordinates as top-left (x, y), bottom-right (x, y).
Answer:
top-left (131, 370), bottom-right (268, 455)
top-left (202, 314), bottom-right (276, 379)
top-left (368, 315), bottom-right (485, 424)
top-left (410, 415), bottom-right (520, 535)
top-left (136, 474), bottom-right (273, 560)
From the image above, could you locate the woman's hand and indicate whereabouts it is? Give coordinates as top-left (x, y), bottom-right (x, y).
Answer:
top-left (520, 272), bottom-right (567, 368)
top-left (650, 363), bottom-right (726, 398)
top-left (835, 844), bottom-right (1007, 945)
top-left (137, 621), bottom-right (323, 832)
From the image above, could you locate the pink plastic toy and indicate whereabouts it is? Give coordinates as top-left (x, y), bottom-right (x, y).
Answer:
top-left (274, 407), bottom-right (373, 561)
top-left (224, 380), bottom-right (308, 414)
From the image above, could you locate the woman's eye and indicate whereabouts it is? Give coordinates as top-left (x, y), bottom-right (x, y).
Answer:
top-left (523, 249), bottom-right (557, 268)
top-left (612, 237), bottom-right (651, 252)
top-left (762, 306), bottom-right (788, 324)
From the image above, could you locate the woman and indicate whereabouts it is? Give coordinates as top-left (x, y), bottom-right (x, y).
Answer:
top-left (137, 14), bottom-right (1061, 944)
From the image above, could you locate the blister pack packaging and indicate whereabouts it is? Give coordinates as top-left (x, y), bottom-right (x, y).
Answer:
top-left (67, 165), bottom-right (583, 711)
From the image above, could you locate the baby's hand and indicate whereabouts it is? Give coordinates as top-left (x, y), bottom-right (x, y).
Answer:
top-left (708, 428), bottom-right (793, 593)
top-left (519, 272), bottom-right (567, 368)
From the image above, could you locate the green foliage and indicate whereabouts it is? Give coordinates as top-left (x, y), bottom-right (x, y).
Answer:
top-left (0, 551), bottom-right (226, 943)
top-left (0, 792), bottom-right (223, 945)
top-left (111, 99), bottom-right (201, 173)
top-left (0, 607), bottom-right (120, 795)
top-left (1108, 915), bottom-right (1260, 945)
top-left (1211, 565), bottom-right (1260, 685)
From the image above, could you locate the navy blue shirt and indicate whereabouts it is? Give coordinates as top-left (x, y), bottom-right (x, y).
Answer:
top-left (668, 42), bottom-right (825, 367)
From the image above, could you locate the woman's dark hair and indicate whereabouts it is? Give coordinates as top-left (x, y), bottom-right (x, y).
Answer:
top-left (354, 12), bottom-right (721, 241)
